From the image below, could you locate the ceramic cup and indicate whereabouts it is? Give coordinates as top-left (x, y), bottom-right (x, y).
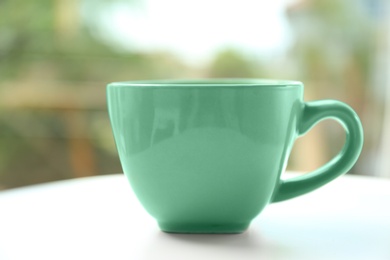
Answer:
top-left (107, 79), bottom-right (363, 234)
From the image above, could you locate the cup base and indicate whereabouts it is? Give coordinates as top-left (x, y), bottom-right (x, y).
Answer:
top-left (158, 222), bottom-right (250, 234)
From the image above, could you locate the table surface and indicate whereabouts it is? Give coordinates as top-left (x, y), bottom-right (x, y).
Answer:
top-left (0, 173), bottom-right (389, 260)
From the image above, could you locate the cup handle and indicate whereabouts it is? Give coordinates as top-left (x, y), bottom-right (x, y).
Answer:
top-left (272, 100), bottom-right (364, 203)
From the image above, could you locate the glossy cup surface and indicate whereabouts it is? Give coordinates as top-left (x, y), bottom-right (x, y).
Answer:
top-left (107, 79), bottom-right (363, 233)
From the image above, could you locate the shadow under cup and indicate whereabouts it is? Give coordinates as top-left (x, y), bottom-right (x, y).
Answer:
top-left (106, 79), bottom-right (363, 233)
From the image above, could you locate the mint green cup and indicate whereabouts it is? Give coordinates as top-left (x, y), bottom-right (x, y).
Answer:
top-left (107, 79), bottom-right (363, 234)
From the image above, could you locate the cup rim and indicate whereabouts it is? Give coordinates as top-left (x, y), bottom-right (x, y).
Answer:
top-left (107, 78), bottom-right (303, 88)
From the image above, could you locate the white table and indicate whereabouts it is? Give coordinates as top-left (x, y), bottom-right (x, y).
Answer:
top-left (0, 173), bottom-right (389, 260)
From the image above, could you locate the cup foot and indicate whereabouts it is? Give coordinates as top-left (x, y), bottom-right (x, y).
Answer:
top-left (158, 222), bottom-right (250, 234)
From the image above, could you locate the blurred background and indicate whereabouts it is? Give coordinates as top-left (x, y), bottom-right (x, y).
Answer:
top-left (0, 0), bottom-right (389, 190)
